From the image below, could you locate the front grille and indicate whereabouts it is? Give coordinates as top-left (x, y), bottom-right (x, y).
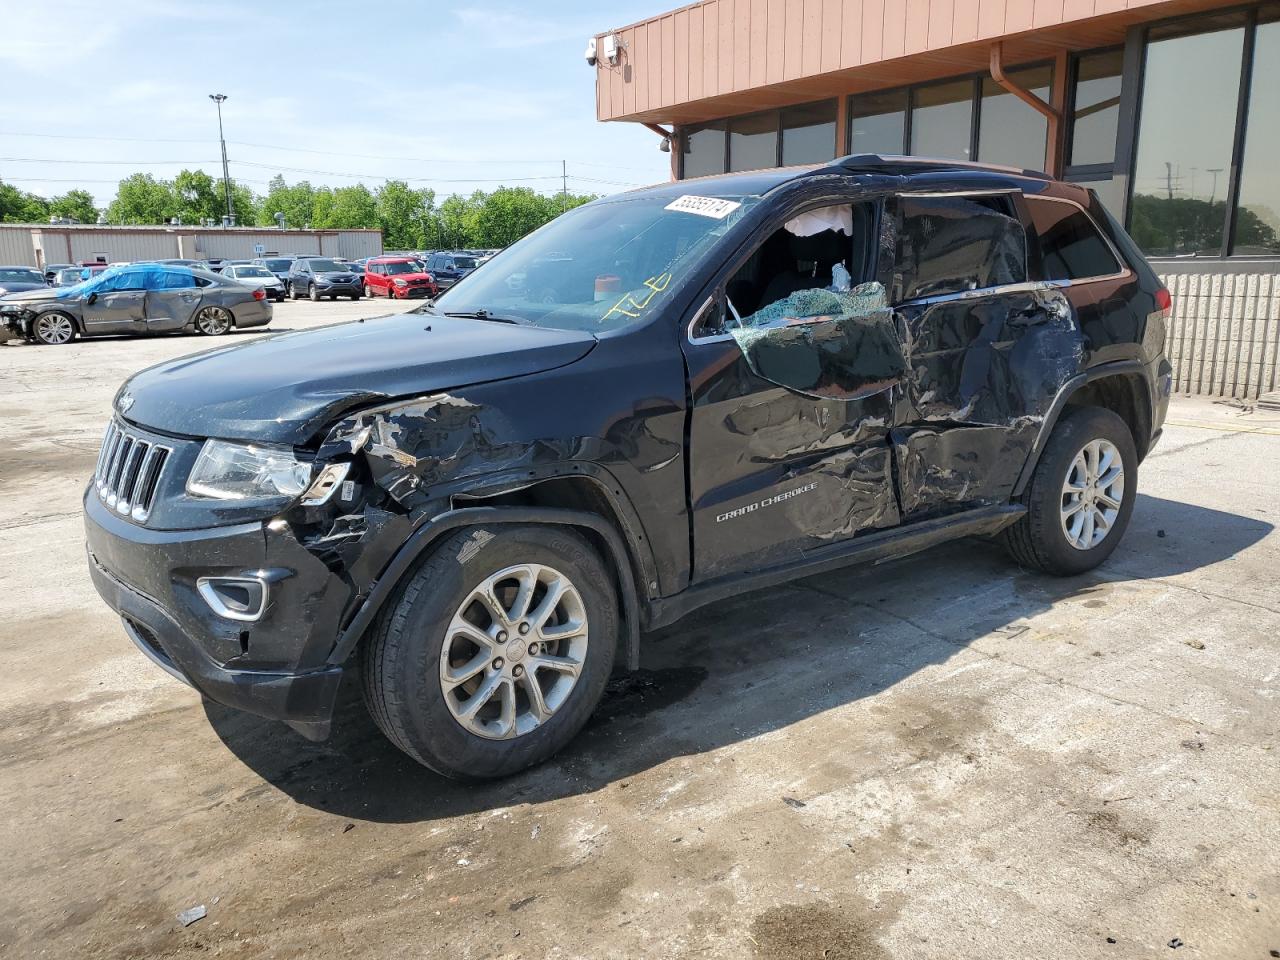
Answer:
top-left (94, 420), bottom-right (171, 523)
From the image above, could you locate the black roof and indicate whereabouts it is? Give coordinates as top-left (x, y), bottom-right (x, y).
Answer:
top-left (602, 154), bottom-right (1052, 204)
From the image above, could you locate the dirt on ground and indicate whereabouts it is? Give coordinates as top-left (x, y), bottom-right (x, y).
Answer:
top-left (1, 303), bottom-right (1277, 959)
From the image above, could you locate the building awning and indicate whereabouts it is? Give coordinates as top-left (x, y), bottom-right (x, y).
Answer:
top-left (594, 0), bottom-right (1243, 126)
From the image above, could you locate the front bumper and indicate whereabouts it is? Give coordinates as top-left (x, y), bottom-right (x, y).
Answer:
top-left (314, 281), bottom-right (360, 295)
top-left (83, 490), bottom-right (345, 739)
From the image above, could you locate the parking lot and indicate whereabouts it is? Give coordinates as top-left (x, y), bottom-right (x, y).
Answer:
top-left (1, 298), bottom-right (1277, 960)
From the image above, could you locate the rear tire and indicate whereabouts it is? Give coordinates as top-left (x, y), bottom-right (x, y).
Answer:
top-left (193, 306), bottom-right (233, 336)
top-left (362, 524), bottom-right (617, 780)
top-left (1001, 406), bottom-right (1137, 576)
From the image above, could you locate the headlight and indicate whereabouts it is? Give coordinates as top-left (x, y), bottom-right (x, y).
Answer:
top-left (186, 439), bottom-right (312, 500)
top-left (393, 278), bottom-right (408, 286)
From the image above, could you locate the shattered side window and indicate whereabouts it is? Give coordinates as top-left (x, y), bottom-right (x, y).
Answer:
top-left (894, 195), bottom-right (1027, 302)
top-left (729, 281), bottom-right (907, 400)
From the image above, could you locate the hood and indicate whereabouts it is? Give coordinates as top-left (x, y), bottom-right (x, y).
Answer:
top-left (0, 282), bottom-right (47, 295)
top-left (1, 287), bottom-right (61, 305)
top-left (118, 312), bottom-right (597, 444)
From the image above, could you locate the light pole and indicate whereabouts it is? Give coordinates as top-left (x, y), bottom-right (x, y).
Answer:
top-left (209, 94), bottom-right (233, 224)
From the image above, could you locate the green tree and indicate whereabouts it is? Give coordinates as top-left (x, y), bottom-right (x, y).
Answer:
top-left (314, 184), bottom-right (378, 229)
top-left (258, 175), bottom-right (316, 229)
top-left (172, 169), bottom-right (223, 224)
top-left (226, 181), bottom-right (259, 226)
top-left (377, 180), bottom-right (434, 248)
top-left (107, 173), bottom-right (173, 224)
top-left (0, 180), bottom-right (50, 223)
top-left (48, 189), bottom-right (98, 224)
top-left (435, 193), bottom-right (476, 249)
top-left (470, 186), bottom-right (558, 247)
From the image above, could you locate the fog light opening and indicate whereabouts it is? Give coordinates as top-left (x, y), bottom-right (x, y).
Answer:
top-left (197, 576), bottom-right (268, 622)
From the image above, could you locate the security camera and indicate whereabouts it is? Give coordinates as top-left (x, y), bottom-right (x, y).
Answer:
top-left (584, 37), bottom-right (598, 66)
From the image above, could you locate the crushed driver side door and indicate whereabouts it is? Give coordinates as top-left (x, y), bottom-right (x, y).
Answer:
top-left (144, 268), bottom-right (203, 332)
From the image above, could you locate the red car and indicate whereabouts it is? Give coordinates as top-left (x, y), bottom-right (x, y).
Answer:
top-left (362, 257), bottom-right (439, 300)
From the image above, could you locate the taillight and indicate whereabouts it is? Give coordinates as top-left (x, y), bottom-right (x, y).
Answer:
top-left (252, 287), bottom-right (266, 301)
top-left (1154, 287), bottom-right (1172, 317)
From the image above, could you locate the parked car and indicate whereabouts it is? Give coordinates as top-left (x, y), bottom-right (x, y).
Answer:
top-left (424, 251), bottom-right (479, 289)
top-left (78, 263), bottom-right (111, 281)
top-left (0, 262), bottom-right (271, 345)
top-left (84, 156), bottom-right (1170, 779)
top-left (52, 267), bottom-right (86, 287)
top-left (252, 257), bottom-right (297, 289)
top-left (0, 266), bottom-right (49, 295)
top-left (362, 256), bottom-right (439, 299)
top-left (287, 257), bottom-right (361, 301)
top-left (222, 263), bottom-right (287, 302)
top-left (42, 263), bottom-right (74, 283)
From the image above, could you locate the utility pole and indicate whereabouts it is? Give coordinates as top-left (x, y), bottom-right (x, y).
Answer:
top-left (1165, 161), bottom-right (1174, 201)
top-left (209, 94), bottom-right (233, 223)
top-left (561, 160), bottom-right (567, 214)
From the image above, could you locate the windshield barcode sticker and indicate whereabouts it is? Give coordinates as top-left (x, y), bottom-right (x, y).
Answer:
top-left (665, 195), bottom-right (742, 219)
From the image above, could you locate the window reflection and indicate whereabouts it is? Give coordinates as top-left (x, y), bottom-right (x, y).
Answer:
top-left (1232, 18), bottom-right (1280, 255)
top-left (781, 101), bottom-right (836, 165)
top-left (1130, 24), bottom-right (1244, 256)
top-left (728, 113), bottom-right (778, 172)
top-left (979, 65), bottom-right (1052, 170)
top-left (849, 89), bottom-right (907, 155)
top-left (684, 125), bottom-right (726, 178)
top-left (1070, 51), bottom-right (1123, 167)
top-left (911, 80), bottom-right (974, 160)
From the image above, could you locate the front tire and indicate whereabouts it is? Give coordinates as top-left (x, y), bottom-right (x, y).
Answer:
top-left (362, 525), bottom-right (617, 780)
top-left (33, 312), bottom-right (76, 345)
top-left (289, 282), bottom-right (300, 301)
top-left (1001, 406), bottom-right (1137, 576)
top-left (309, 283), bottom-right (319, 302)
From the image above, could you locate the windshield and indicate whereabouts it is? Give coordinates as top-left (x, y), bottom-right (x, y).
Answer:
top-left (262, 259), bottom-right (292, 270)
top-left (234, 266), bottom-right (273, 278)
top-left (0, 269), bottom-right (42, 283)
top-left (55, 269), bottom-right (82, 284)
top-left (428, 193), bottom-right (757, 332)
top-left (54, 265), bottom-right (122, 298)
top-left (383, 261), bottom-right (419, 275)
top-left (306, 259), bottom-right (344, 272)
top-left (453, 257), bottom-right (478, 270)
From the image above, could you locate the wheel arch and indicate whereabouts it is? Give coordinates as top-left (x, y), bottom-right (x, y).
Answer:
top-left (1012, 360), bottom-right (1153, 497)
top-left (328, 494), bottom-right (647, 673)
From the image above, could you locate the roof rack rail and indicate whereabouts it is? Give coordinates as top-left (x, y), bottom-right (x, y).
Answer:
top-left (822, 153), bottom-right (1051, 181)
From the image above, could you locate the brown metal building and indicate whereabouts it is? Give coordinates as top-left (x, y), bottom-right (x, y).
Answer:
top-left (590, 0), bottom-right (1280, 399)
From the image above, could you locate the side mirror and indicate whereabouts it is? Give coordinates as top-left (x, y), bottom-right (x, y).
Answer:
top-left (86, 292), bottom-right (98, 305)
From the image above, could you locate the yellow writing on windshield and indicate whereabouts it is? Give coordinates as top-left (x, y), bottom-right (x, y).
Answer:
top-left (602, 272), bottom-right (672, 322)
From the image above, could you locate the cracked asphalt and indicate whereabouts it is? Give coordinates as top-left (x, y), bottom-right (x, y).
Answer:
top-left (1, 300), bottom-right (1277, 959)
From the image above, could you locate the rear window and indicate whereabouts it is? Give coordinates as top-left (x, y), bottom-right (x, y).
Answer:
top-left (1025, 196), bottom-right (1123, 282)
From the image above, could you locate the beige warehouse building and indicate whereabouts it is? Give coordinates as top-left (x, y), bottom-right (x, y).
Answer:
top-left (0, 223), bottom-right (382, 270)
top-left (591, 0), bottom-right (1280, 400)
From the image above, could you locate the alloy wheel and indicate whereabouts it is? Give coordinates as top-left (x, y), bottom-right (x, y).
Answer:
top-left (1060, 438), bottom-right (1125, 550)
top-left (439, 563), bottom-right (589, 740)
top-left (35, 313), bottom-right (74, 344)
top-left (195, 306), bottom-right (232, 335)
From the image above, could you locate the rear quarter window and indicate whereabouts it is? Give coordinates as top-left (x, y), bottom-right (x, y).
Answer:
top-left (1025, 196), bottom-right (1123, 281)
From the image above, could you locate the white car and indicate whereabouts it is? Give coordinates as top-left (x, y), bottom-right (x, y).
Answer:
top-left (222, 264), bottom-right (287, 302)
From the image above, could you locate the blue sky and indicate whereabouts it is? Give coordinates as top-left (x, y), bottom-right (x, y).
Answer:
top-left (0, 1), bottom-right (672, 207)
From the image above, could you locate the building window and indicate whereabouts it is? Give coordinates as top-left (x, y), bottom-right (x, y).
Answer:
top-left (683, 124), bottom-right (725, 179)
top-left (849, 89), bottom-right (907, 155)
top-left (978, 65), bottom-right (1052, 170)
top-left (1068, 50), bottom-right (1123, 167)
top-left (728, 112), bottom-right (779, 172)
top-left (1130, 20), bottom-right (1246, 257)
top-left (910, 79), bottom-right (974, 161)
top-left (1231, 14), bottom-right (1280, 255)
top-left (781, 101), bottom-right (837, 166)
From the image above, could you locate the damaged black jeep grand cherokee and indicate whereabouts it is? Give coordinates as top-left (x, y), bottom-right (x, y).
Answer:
top-left (85, 156), bottom-right (1172, 780)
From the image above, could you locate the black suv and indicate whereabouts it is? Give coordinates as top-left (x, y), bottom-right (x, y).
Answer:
top-left (85, 156), bottom-right (1171, 780)
top-left (424, 251), bottom-right (480, 289)
top-left (287, 257), bottom-right (362, 301)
